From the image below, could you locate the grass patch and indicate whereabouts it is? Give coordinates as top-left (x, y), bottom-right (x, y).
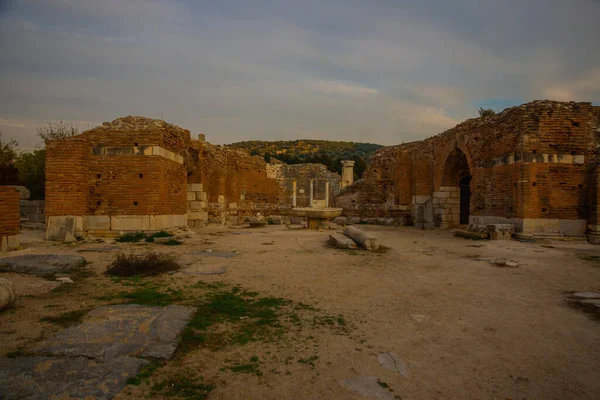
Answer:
top-left (6, 348), bottom-right (28, 358)
top-left (127, 362), bottom-right (162, 386)
top-left (179, 287), bottom-right (291, 353)
top-left (222, 356), bottom-right (263, 376)
top-left (106, 251), bottom-right (181, 277)
top-left (145, 231), bottom-right (173, 243)
top-left (116, 232), bottom-right (147, 243)
top-left (151, 375), bottom-right (214, 399)
top-left (40, 309), bottom-right (90, 328)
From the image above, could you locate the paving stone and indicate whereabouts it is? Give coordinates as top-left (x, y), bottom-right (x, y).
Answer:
top-left (34, 304), bottom-right (194, 360)
top-left (0, 254), bottom-right (87, 277)
top-left (378, 352), bottom-right (409, 377)
top-left (339, 376), bottom-right (396, 400)
top-left (571, 292), bottom-right (600, 299)
top-left (0, 356), bottom-right (147, 400)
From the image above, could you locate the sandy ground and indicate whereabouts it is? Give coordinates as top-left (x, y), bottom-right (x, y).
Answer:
top-left (1, 225), bottom-right (599, 400)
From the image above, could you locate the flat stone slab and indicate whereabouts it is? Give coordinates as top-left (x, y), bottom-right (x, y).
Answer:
top-left (181, 265), bottom-right (227, 275)
top-left (579, 299), bottom-right (600, 308)
top-left (378, 352), bottom-right (409, 377)
top-left (0, 254), bottom-right (87, 277)
top-left (77, 246), bottom-right (119, 253)
top-left (570, 292), bottom-right (600, 299)
top-left (329, 233), bottom-right (358, 249)
top-left (192, 251), bottom-right (237, 258)
top-left (0, 356), bottom-right (147, 400)
top-left (339, 376), bottom-right (396, 400)
top-left (34, 304), bottom-right (194, 360)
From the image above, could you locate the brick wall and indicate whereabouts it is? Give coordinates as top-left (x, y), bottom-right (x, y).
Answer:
top-left (335, 100), bottom-right (599, 234)
top-left (0, 186), bottom-right (19, 236)
top-left (46, 116), bottom-right (189, 220)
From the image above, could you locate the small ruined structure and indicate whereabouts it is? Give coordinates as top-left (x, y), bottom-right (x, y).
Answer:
top-left (45, 117), bottom-right (190, 240)
top-left (44, 116), bottom-right (342, 237)
top-left (336, 100), bottom-right (600, 241)
top-left (0, 186), bottom-right (21, 251)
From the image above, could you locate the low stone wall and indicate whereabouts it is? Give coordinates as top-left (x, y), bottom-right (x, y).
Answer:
top-left (20, 200), bottom-right (45, 224)
top-left (46, 214), bottom-right (187, 240)
top-left (0, 186), bottom-right (21, 251)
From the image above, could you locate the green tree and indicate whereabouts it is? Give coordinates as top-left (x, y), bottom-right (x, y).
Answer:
top-left (0, 132), bottom-right (19, 185)
top-left (15, 150), bottom-right (46, 199)
top-left (478, 108), bottom-right (496, 118)
top-left (263, 152), bottom-right (271, 163)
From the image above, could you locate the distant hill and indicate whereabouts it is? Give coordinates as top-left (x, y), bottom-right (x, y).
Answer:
top-left (227, 140), bottom-right (384, 179)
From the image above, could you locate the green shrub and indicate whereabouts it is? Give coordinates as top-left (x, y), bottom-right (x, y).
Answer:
top-left (106, 251), bottom-right (181, 277)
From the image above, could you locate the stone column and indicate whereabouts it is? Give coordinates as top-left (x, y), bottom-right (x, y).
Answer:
top-left (309, 179), bottom-right (314, 207)
top-left (292, 180), bottom-right (297, 207)
top-left (325, 181), bottom-right (330, 207)
top-left (341, 160), bottom-right (355, 188)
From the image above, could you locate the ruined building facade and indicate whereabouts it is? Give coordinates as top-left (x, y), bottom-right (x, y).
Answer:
top-left (45, 116), bottom-right (341, 238)
top-left (336, 101), bottom-right (600, 241)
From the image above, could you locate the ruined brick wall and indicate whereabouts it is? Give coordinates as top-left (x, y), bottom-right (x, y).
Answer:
top-left (0, 186), bottom-right (20, 251)
top-left (188, 142), bottom-right (342, 224)
top-left (336, 101), bottom-right (598, 235)
top-left (46, 116), bottom-right (189, 219)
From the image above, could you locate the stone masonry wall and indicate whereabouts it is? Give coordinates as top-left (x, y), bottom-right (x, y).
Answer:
top-left (0, 186), bottom-right (20, 251)
top-left (336, 101), bottom-right (600, 237)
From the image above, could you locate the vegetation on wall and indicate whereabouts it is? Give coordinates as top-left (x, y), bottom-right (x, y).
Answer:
top-left (228, 140), bottom-right (382, 179)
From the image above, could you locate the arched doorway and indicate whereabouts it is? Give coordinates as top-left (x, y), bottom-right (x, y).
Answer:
top-left (434, 148), bottom-right (472, 228)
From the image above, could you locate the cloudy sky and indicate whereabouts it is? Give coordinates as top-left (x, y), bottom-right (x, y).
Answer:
top-left (1, 0), bottom-right (599, 148)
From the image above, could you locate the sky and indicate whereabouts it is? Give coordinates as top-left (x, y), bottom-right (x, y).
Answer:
top-left (0, 0), bottom-right (599, 149)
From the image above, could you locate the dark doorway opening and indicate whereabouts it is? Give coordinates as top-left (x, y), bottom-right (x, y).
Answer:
top-left (459, 175), bottom-right (472, 225)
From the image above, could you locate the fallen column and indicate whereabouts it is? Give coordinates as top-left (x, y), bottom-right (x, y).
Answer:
top-left (343, 226), bottom-right (379, 251)
top-left (329, 233), bottom-right (358, 249)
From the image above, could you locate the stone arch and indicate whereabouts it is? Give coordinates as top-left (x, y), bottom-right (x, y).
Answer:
top-left (434, 147), bottom-right (473, 228)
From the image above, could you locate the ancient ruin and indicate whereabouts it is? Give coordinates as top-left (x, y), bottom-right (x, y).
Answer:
top-left (44, 116), bottom-right (346, 238)
top-left (336, 100), bottom-right (600, 241)
top-left (0, 186), bottom-right (20, 251)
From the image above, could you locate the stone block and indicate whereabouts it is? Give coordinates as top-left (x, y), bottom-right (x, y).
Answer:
top-left (434, 191), bottom-right (450, 198)
top-left (187, 192), bottom-right (196, 201)
top-left (229, 210), bottom-right (238, 215)
top-left (188, 201), bottom-right (205, 210)
top-left (110, 216), bottom-right (150, 232)
top-left (573, 155), bottom-right (585, 164)
top-left (188, 183), bottom-right (202, 192)
top-left (454, 229), bottom-right (488, 239)
top-left (6, 235), bottom-right (20, 250)
top-left (521, 218), bottom-right (560, 234)
top-left (83, 216), bottom-right (111, 231)
top-left (149, 215), bottom-right (186, 230)
top-left (197, 192), bottom-right (207, 201)
top-left (46, 216), bottom-right (82, 241)
top-left (487, 224), bottom-right (514, 240)
top-left (559, 219), bottom-right (586, 236)
top-left (228, 202), bottom-right (238, 210)
top-left (0, 236), bottom-right (7, 252)
top-left (187, 212), bottom-right (205, 221)
top-left (329, 233), bottom-right (357, 249)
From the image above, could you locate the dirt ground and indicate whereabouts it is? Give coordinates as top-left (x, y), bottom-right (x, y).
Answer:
top-left (1, 225), bottom-right (599, 400)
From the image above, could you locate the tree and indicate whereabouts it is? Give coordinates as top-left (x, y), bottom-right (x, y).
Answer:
top-left (263, 152), bottom-right (271, 163)
top-left (15, 150), bottom-right (46, 199)
top-left (37, 121), bottom-right (79, 142)
top-left (0, 132), bottom-right (19, 185)
top-left (478, 108), bottom-right (496, 118)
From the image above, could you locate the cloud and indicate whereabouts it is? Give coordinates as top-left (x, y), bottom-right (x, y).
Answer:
top-left (0, 0), bottom-right (598, 149)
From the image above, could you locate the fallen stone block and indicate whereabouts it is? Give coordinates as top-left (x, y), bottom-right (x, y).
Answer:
top-left (329, 233), bottom-right (358, 249)
top-left (0, 254), bottom-right (87, 277)
top-left (0, 356), bottom-right (147, 400)
top-left (487, 224), bottom-right (514, 240)
top-left (454, 229), bottom-right (488, 240)
top-left (343, 226), bottom-right (379, 251)
top-left (0, 278), bottom-right (16, 312)
top-left (34, 304), bottom-right (194, 360)
top-left (570, 292), bottom-right (600, 299)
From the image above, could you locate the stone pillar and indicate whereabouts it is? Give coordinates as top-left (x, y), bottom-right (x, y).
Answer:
top-left (292, 180), bottom-right (297, 207)
top-left (341, 160), bottom-right (355, 188)
top-left (325, 181), bottom-right (330, 207)
top-left (310, 180), bottom-right (314, 207)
